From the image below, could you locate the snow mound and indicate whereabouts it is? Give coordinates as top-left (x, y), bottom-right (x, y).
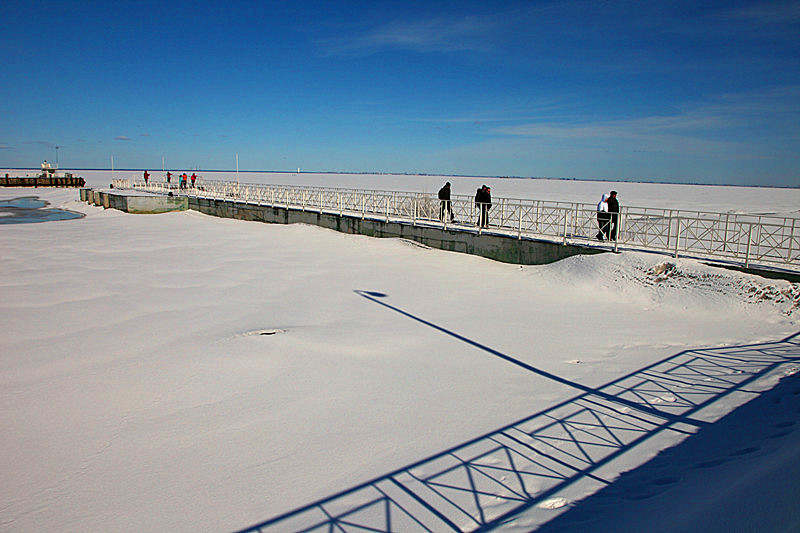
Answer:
top-left (538, 252), bottom-right (800, 316)
top-left (645, 261), bottom-right (800, 316)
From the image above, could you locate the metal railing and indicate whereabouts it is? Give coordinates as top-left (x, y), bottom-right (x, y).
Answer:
top-left (112, 179), bottom-right (800, 270)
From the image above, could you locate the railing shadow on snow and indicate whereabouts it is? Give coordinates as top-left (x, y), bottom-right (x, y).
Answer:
top-left (235, 291), bottom-right (800, 532)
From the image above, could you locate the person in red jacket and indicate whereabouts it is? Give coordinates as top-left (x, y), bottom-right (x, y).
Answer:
top-left (190, 173), bottom-right (197, 188)
top-left (143, 170), bottom-right (150, 184)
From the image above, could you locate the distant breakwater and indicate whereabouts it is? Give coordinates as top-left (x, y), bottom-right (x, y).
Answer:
top-left (3, 175), bottom-right (86, 188)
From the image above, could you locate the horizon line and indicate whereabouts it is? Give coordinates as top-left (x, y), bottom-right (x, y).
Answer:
top-left (1, 167), bottom-right (797, 189)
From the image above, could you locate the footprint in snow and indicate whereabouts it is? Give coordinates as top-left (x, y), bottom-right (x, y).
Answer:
top-left (538, 497), bottom-right (570, 510)
top-left (243, 328), bottom-right (285, 336)
top-left (694, 458), bottom-right (726, 469)
top-left (650, 394), bottom-right (677, 404)
top-left (652, 476), bottom-right (681, 486)
top-left (766, 430), bottom-right (792, 439)
top-left (729, 446), bottom-right (760, 457)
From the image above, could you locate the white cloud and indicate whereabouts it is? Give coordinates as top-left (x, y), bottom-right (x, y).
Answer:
top-left (488, 86), bottom-right (800, 157)
top-left (722, 0), bottom-right (800, 26)
top-left (316, 8), bottom-right (517, 56)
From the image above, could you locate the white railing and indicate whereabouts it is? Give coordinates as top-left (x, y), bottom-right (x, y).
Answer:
top-left (113, 179), bottom-right (800, 270)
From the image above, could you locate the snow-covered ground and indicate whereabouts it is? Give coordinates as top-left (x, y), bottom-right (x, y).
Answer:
top-left (1, 179), bottom-right (798, 532)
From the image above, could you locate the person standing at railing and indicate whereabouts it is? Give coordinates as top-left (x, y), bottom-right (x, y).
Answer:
top-left (190, 173), bottom-right (197, 188)
top-left (166, 171), bottom-right (172, 185)
top-left (180, 173), bottom-right (188, 190)
top-left (596, 193), bottom-right (610, 240)
top-left (608, 190), bottom-right (620, 241)
top-left (475, 185), bottom-right (492, 228)
top-left (143, 170), bottom-right (150, 185)
top-left (438, 182), bottom-right (454, 222)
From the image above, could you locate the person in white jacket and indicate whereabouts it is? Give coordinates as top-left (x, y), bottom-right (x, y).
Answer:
top-left (596, 193), bottom-right (610, 240)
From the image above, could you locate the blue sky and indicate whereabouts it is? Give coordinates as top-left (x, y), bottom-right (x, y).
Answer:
top-left (1, 0), bottom-right (798, 186)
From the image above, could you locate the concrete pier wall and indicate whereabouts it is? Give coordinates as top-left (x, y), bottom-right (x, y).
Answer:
top-left (80, 189), bottom-right (603, 265)
top-left (81, 189), bottom-right (188, 213)
top-left (187, 196), bottom-right (603, 265)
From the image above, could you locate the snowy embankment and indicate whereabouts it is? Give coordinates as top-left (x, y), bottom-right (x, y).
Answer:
top-left (0, 186), bottom-right (798, 531)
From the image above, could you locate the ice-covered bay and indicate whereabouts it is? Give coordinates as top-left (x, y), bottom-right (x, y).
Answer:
top-left (0, 181), bottom-right (798, 531)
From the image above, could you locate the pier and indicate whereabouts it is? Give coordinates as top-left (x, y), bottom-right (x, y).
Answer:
top-left (83, 180), bottom-right (800, 276)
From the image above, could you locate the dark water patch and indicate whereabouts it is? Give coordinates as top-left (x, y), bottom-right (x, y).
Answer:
top-left (0, 196), bottom-right (84, 224)
top-left (1, 197), bottom-right (47, 209)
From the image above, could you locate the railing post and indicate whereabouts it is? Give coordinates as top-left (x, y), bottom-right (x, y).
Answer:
top-left (788, 218), bottom-right (796, 263)
top-left (562, 209), bottom-right (568, 244)
top-left (723, 213), bottom-right (730, 252)
top-left (518, 201), bottom-right (522, 240)
top-left (674, 218), bottom-right (682, 258)
top-left (412, 197), bottom-right (417, 226)
top-left (665, 210), bottom-right (672, 249)
top-left (745, 223), bottom-right (753, 268)
top-left (385, 197), bottom-right (389, 222)
top-left (573, 203), bottom-right (579, 237)
top-left (614, 212), bottom-right (620, 253)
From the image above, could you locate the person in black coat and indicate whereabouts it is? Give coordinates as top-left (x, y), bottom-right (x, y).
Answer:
top-left (475, 185), bottom-right (492, 227)
top-left (438, 182), bottom-right (454, 222)
top-left (607, 190), bottom-right (620, 241)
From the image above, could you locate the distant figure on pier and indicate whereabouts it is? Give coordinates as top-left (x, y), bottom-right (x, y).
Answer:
top-left (166, 171), bottom-right (172, 184)
top-left (607, 190), bottom-right (620, 241)
top-left (438, 182), bottom-right (454, 222)
top-left (475, 185), bottom-right (492, 228)
top-left (596, 193), bottom-right (610, 241)
top-left (190, 173), bottom-right (197, 188)
top-left (180, 173), bottom-right (188, 190)
top-left (143, 170), bottom-right (150, 184)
